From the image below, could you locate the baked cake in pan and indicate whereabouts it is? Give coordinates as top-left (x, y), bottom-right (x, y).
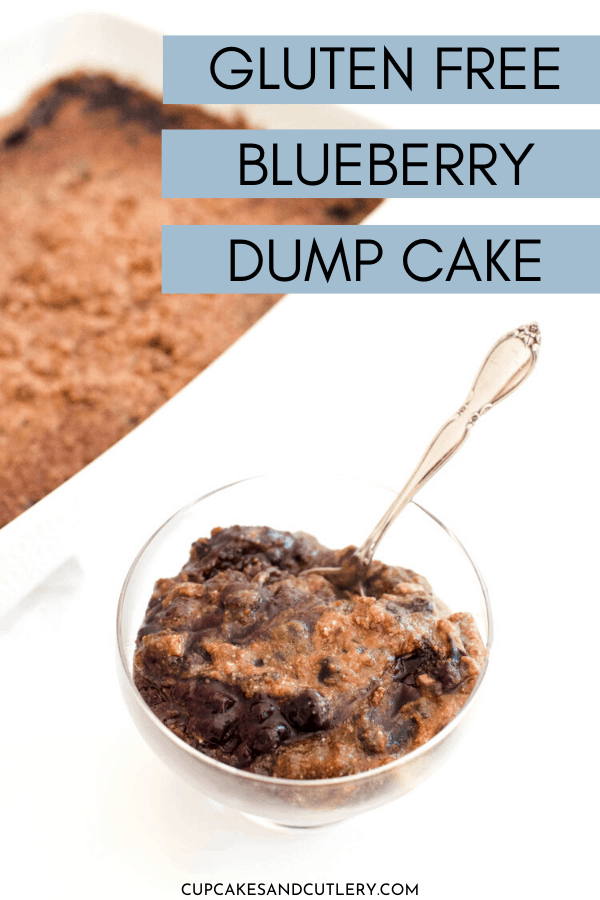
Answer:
top-left (0, 73), bottom-right (379, 528)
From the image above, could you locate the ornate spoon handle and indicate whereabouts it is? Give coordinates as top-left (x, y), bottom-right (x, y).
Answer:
top-left (354, 323), bottom-right (541, 570)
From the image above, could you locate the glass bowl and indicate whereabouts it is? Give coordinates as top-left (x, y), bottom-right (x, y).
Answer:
top-left (117, 473), bottom-right (492, 828)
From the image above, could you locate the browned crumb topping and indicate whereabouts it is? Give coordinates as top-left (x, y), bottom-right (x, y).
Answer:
top-left (0, 73), bottom-right (380, 527)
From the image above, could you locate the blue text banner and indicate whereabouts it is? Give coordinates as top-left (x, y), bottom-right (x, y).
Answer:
top-left (162, 129), bottom-right (600, 199)
top-left (163, 37), bottom-right (599, 104)
top-left (162, 225), bottom-right (599, 294)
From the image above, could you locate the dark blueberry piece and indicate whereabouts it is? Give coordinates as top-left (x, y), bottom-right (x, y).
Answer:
top-left (401, 597), bottom-right (434, 614)
top-left (4, 127), bottom-right (29, 148)
top-left (387, 598), bottom-right (433, 617)
top-left (395, 683), bottom-right (420, 712)
top-left (85, 77), bottom-right (133, 111)
top-left (283, 690), bottom-right (331, 732)
top-left (193, 682), bottom-right (237, 715)
top-left (170, 681), bottom-right (193, 704)
top-left (394, 648), bottom-right (434, 681)
top-left (318, 657), bottom-right (341, 684)
top-left (253, 658), bottom-right (265, 667)
top-left (251, 721), bottom-right (291, 755)
top-left (328, 199), bottom-right (365, 222)
top-left (250, 695), bottom-right (275, 722)
top-left (235, 743), bottom-right (254, 769)
top-left (54, 77), bottom-right (84, 97)
top-left (220, 733), bottom-right (241, 755)
top-left (137, 621), bottom-right (163, 638)
top-left (236, 719), bottom-right (259, 746)
top-left (188, 705), bottom-right (238, 745)
top-left (434, 661), bottom-right (461, 691)
top-left (28, 97), bottom-right (60, 128)
top-left (328, 204), bottom-right (352, 221)
top-left (389, 717), bottom-right (417, 748)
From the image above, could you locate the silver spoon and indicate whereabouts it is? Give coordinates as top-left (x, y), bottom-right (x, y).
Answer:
top-left (306, 322), bottom-right (541, 588)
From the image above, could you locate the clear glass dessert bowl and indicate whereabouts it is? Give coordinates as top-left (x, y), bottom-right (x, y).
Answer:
top-left (116, 472), bottom-right (492, 828)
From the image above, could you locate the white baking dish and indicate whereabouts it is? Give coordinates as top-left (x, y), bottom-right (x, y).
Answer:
top-left (0, 13), bottom-right (392, 612)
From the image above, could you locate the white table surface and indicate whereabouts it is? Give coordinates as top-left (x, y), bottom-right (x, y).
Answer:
top-left (1, 290), bottom-right (597, 900)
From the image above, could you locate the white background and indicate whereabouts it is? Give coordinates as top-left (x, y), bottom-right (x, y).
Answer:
top-left (1, 2), bottom-right (598, 899)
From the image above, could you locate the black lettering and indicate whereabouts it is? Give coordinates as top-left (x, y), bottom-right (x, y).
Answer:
top-left (210, 47), bottom-right (252, 89)
top-left (487, 239), bottom-right (511, 280)
top-left (268, 239), bottom-right (301, 281)
top-left (535, 48), bottom-right (560, 89)
top-left (392, 887), bottom-right (404, 896)
top-left (182, 887), bottom-right (191, 897)
top-left (350, 47), bottom-right (376, 89)
top-left (370, 144), bottom-right (397, 185)
top-left (272, 143), bottom-right (292, 185)
top-left (403, 144), bottom-right (428, 186)
top-left (446, 238), bottom-right (481, 281)
top-left (437, 143), bottom-right (464, 185)
top-left (260, 47), bottom-right (279, 89)
top-left (403, 239), bottom-right (443, 281)
top-left (516, 239), bottom-right (541, 280)
top-left (356, 240), bottom-right (383, 280)
top-left (231, 240), bottom-right (262, 281)
top-left (470, 144), bottom-right (497, 185)
top-left (406, 888), bottom-right (418, 897)
top-left (297, 144), bottom-right (329, 186)
top-left (240, 143), bottom-right (267, 185)
top-left (383, 46), bottom-right (412, 89)
top-left (500, 47), bottom-right (526, 89)
top-left (283, 47), bottom-right (316, 89)
top-left (336, 144), bottom-right (361, 185)
top-left (305, 239), bottom-right (351, 282)
top-left (319, 47), bottom-right (344, 89)
top-left (468, 48), bottom-right (494, 89)
top-left (499, 142), bottom-right (534, 185)
top-left (437, 47), bottom-right (462, 89)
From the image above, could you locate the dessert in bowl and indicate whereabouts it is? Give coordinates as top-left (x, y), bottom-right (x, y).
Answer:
top-left (117, 473), bottom-right (491, 828)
